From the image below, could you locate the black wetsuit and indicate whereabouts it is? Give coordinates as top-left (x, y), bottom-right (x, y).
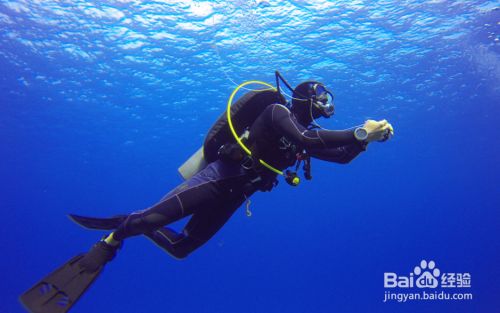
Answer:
top-left (113, 103), bottom-right (366, 259)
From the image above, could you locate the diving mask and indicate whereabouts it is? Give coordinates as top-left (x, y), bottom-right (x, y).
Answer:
top-left (311, 83), bottom-right (335, 118)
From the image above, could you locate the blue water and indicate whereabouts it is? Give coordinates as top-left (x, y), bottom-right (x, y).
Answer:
top-left (1, 1), bottom-right (499, 312)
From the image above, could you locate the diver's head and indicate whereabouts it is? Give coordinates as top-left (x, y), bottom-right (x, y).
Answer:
top-left (290, 81), bottom-right (335, 125)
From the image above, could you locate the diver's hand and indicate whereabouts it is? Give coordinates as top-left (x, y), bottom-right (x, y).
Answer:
top-left (363, 119), bottom-right (394, 142)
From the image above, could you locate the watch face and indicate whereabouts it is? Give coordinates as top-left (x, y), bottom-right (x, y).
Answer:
top-left (356, 128), bottom-right (368, 140)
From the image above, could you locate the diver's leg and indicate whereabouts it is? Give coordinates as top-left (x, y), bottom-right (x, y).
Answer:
top-left (145, 193), bottom-right (246, 259)
top-left (112, 178), bottom-right (222, 241)
top-left (111, 160), bottom-right (248, 242)
top-left (145, 228), bottom-right (201, 260)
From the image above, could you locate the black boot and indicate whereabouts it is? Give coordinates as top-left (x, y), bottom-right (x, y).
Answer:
top-left (78, 238), bottom-right (121, 273)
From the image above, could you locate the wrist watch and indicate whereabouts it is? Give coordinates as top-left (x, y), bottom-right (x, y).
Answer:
top-left (354, 127), bottom-right (368, 141)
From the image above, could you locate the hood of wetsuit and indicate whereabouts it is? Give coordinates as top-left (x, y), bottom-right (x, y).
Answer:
top-left (291, 81), bottom-right (335, 125)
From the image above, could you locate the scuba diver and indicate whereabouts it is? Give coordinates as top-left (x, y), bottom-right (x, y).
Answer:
top-left (20, 71), bottom-right (394, 313)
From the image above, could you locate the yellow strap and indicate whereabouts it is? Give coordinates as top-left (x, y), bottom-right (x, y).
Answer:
top-left (104, 232), bottom-right (120, 246)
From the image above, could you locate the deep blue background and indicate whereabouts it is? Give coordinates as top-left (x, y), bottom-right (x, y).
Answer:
top-left (1, 1), bottom-right (499, 312)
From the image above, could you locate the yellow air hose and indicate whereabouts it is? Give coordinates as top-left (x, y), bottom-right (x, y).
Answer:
top-left (226, 80), bottom-right (300, 186)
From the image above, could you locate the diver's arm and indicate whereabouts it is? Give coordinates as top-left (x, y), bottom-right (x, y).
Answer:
top-left (270, 104), bottom-right (358, 149)
top-left (308, 143), bottom-right (366, 164)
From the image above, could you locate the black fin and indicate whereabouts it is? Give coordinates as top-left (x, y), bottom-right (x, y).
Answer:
top-left (20, 255), bottom-right (103, 313)
top-left (68, 214), bottom-right (126, 230)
